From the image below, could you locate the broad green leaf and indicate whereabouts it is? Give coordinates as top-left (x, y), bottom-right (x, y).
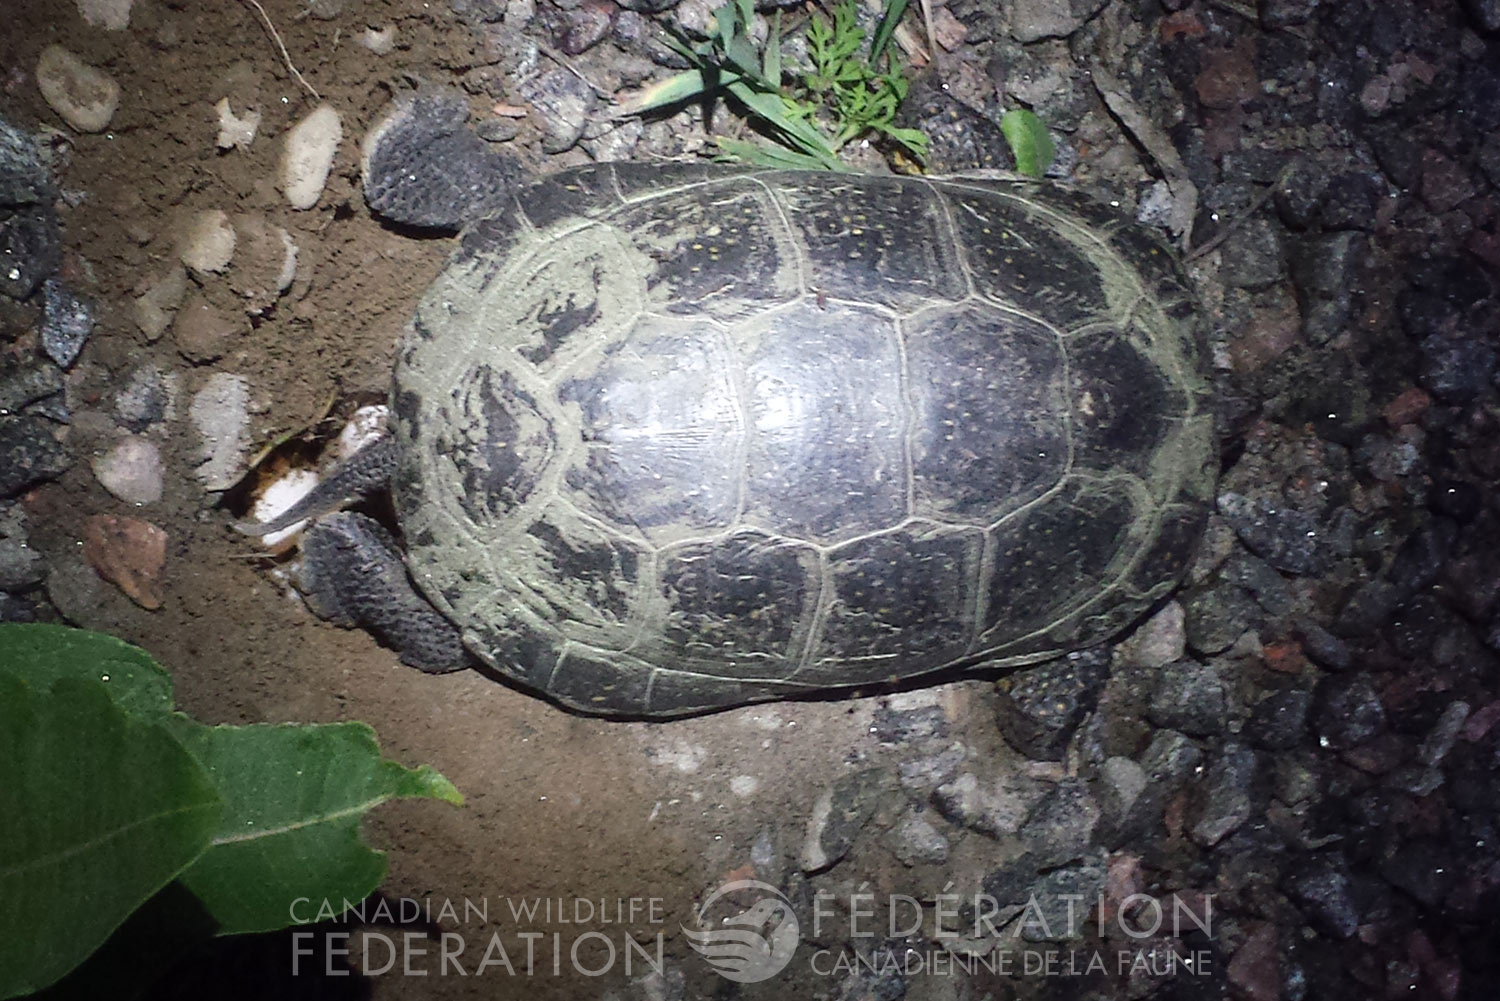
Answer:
top-left (1000, 108), bottom-right (1056, 178)
top-left (0, 675), bottom-right (222, 999)
top-left (762, 11), bottom-right (782, 88)
top-left (0, 623), bottom-right (174, 720)
top-left (171, 720), bottom-right (462, 935)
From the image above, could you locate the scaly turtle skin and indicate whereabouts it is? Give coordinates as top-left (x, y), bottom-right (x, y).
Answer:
top-left (377, 161), bottom-right (1215, 716)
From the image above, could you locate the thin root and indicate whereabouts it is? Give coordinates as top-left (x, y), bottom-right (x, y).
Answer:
top-left (242, 0), bottom-right (321, 102)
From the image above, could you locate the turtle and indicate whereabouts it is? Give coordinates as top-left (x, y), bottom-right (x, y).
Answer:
top-left (244, 92), bottom-right (1216, 718)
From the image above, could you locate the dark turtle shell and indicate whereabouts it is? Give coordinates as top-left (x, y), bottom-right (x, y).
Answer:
top-left (392, 164), bottom-right (1214, 716)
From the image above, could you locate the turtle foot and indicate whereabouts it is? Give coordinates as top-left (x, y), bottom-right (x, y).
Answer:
top-left (361, 88), bottom-right (523, 231)
top-left (236, 434), bottom-right (400, 537)
top-left (300, 511), bottom-right (469, 674)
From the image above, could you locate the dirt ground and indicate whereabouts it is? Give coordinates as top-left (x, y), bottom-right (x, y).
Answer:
top-left (3, 3), bottom-right (1031, 997)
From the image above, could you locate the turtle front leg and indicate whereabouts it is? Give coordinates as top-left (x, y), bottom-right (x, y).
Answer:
top-left (300, 511), bottom-right (469, 674)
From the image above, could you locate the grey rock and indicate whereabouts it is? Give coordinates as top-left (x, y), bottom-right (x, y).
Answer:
top-left (932, 770), bottom-right (1044, 839)
top-left (993, 648), bottom-right (1107, 760)
top-left (1249, 687), bottom-right (1313, 750)
top-left (0, 416), bottom-right (70, 498)
top-left (1467, 0), bottom-right (1500, 31)
top-left (1097, 757), bottom-right (1146, 826)
top-left (1480, 132), bottom-right (1500, 188)
top-left (1147, 661), bottom-right (1227, 737)
top-left (115, 365), bottom-right (175, 432)
top-left (1334, 578), bottom-right (1399, 637)
top-left (1296, 616), bottom-right (1351, 670)
top-left (92, 436), bottom-right (164, 506)
top-left (1218, 489), bottom-right (1327, 575)
top-left (1289, 232), bottom-right (1363, 345)
top-left (1272, 751), bottom-right (1321, 806)
top-left (1418, 333), bottom-right (1496, 403)
top-left (1318, 172), bottom-right (1385, 231)
top-left (1190, 743), bottom-right (1257, 847)
top-left (886, 812), bottom-right (950, 866)
top-left (189, 373), bottom-right (250, 491)
top-left (0, 360), bottom-right (64, 415)
top-left (1259, 0), bottom-right (1319, 28)
top-left (517, 68), bottom-right (597, 154)
top-left (1417, 701), bottom-right (1470, 767)
top-left (1273, 157), bottom-right (1330, 229)
top-left (1021, 778), bottom-right (1099, 865)
top-left (1017, 856), bottom-right (1107, 942)
top-left (800, 768), bottom-right (890, 873)
top-left (896, 743), bottom-right (964, 794)
top-left (871, 696), bottom-right (948, 745)
top-left (1314, 674), bottom-right (1387, 750)
top-left (1114, 601), bottom-right (1185, 670)
top-left (41, 278), bottom-right (94, 368)
top-left (1220, 217), bottom-right (1285, 289)
top-left (1009, 0), bottom-right (1109, 42)
top-left (0, 117), bottom-right (54, 207)
top-left (1223, 551), bottom-right (1295, 617)
top-left (1284, 856), bottom-right (1359, 938)
top-left (1182, 577), bottom-right (1260, 654)
top-left (0, 500), bottom-right (43, 590)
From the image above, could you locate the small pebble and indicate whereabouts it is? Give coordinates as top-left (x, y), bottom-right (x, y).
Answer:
top-left (92, 435), bottom-right (164, 505)
top-left (215, 98), bottom-right (260, 150)
top-left (281, 104), bottom-right (342, 210)
top-left (41, 277), bottom-right (94, 368)
top-left (75, 0), bottom-right (133, 29)
top-left (36, 45), bottom-right (120, 133)
top-left (359, 26), bottom-right (397, 54)
top-left (174, 293), bottom-right (238, 363)
top-left (82, 513), bottom-right (167, 609)
top-left (179, 210), bottom-right (236, 274)
top-left (189, 372), bottom-right (251, 490)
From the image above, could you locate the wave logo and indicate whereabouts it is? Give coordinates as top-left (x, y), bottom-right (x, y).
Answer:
top-left (683, 879), bottom-right (799, 983)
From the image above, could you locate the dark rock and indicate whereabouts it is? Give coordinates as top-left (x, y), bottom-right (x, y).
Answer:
top-left (1221, 217), bottom-right (1285, 289)
top-left (1387, 520), bottom-right (1456, 595)
top-left (1463, 0), bottom-right (1500, 33)
top-left (1148, 661), bottom-right (1228, 737)
top-left (993, 649), bottom-right (1107, 760)
top-left (1430, 480), bottom-right (1482, 523)
top-left (800, 768), bottom-right (892, 873)
top-left (0, 204), bottom-right (61, 301)
top-left (1318, 172), bottom-right (1385, 231)
top-left (1289, 232), bottom-right (1364, 345)
top-left (1334, 579), bottom-right (1399, 637)
top-left (896, 745), bottom-right (964, 794)
top-left (1417, 701), bottom-right (1470, 767)
top-left (1480, 132), bottom-right (1500, 188)
top-left (0, 117), bottom-right (55, 207)
top-left (0, 360), bottom-right (64, 416)
top-left (517, 68), bottom-right (597, 154)
top-left (40, 278), bottom-right (94, 369)
top-left (1020, 778), bottom-right (1099, 865)
top-left (558, 0), bottom-right (614, 54)
top-left (932, 771), bottom-right (1042, 839)
top-left (0, 416), bottom-right (70, 498)
top-left (0, 591), bottom-right (40, 622)
top-left (1418, 334), bottom-right (1497, 403)
top-left (1274, 157), bottom-right (1330, 229)
top-left (1296, 617), bottom-right (1352, 670)
top-left (614, 0), bottom-right (680, 12)
top-left (1284, 856), bottom-right (1359, 938)
top-left (1386, 594), bottom-right (1457, 659)
top-left (1250, 687), bottom-right (1314, 750)
top-left (1224, 551), bottom-right (1296, 616)
top-left (1190, 743), bottom-right (1258, 847)
top-left (1096, 756), bottom-right (1146, 843)
top-left (0, 500), bottom-right (43, 590)
top-left (114, 365), bottom-right (173, 432)
top-left (1121, 730), bottom-right (1204, 840)
top-left (1315, 675), bottom-right (1387, 750)
top-left (1379, 839), bottom-right (1457, 908)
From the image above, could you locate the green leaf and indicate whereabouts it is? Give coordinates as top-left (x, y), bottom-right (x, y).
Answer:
top-left (615, 68), bottom-right (712, 115)
top-left (0, 675), bottom-right (223, 999)
top-left (714, 137), bottom-right (843, 170)
top-left (762, 11), bottom-right (782, 89)
top-left (1000, 108), bottom-right (1056, 178)
top-left (0, 623), bottom-right (174, 721)
top-left (170, 719), bottom-right (463, 935)
top-left (871, 0), bottom-right (909, 64)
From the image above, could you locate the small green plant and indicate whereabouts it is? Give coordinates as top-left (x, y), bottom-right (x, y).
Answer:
top-left (1000, 107), bottom-right (1055, 178)
top-left (0, 624), bottom-right (462, 999)
top-left (622, 0), bottom-right (927, 170)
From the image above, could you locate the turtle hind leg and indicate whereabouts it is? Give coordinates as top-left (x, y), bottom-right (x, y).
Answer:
top-left (300, 511), bottom-right (469, 674)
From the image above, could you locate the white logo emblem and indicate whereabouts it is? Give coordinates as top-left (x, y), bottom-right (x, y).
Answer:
top-left (683, 879), bottom-right (799, 983)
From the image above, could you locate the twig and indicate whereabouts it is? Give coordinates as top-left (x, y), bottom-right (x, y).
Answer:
top-left (918, 0), bottom-right (943, 75)
top-left (1091, 67), bottom-right (1197, 250)
top-left (243, 0), bottom-right (321, 102)
top-left (1184, 164), bottom-right (1295, 262)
